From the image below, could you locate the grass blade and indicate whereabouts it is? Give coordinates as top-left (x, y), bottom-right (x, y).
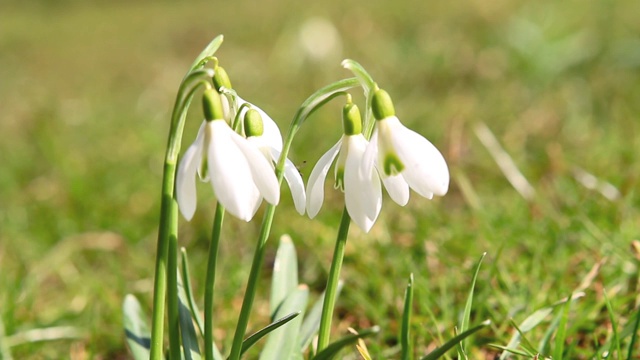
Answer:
top-left (499, 293), bottom-right (584, 360)
top-left (241, 312), bottom-right (300, 355)
top-left (553, 295), bottom-right (571, 360)
top-left (123, 294), bottom-right (151, 360)
top-left (627, 306), bottom-right (640, 360)
top-left (420, 320), bottom-right (491, 360)
top-left (459, 252), bottom-right (486, 358)
top-left (312, 326), bottom-right (380, 360)
top-left (270, 235), bottom-right (299, 317)
top-left (401, 274), bottom-right (414, 360)
top-left (602, 290), bottom-right (622, 360)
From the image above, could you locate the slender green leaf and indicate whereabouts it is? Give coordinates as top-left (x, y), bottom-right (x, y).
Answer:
top-left (123, 294), bottom-right (151, 360)
top-left (260, 285), bottom-right (309, 360)
top-left (459, 252), bottom-right (486, 357)
top-left (299, 281), bottom-right (344, 352)
top-left (270, 235), bottom-right (299, 317)
top-left (538, 307), bottom-right (563, 354)
top-left (241, 312), bottom-right (300, 355)
top-left (499, 293), bottom-right (584, 360)
top-left (627, 307), bottom-right (640, 360)
top-left (180, 248), bottom-right (204, 337)
top-left (603, 290), bottom-right (622, 360)
top-left (313, 326), bottom-right (380, 360)
top-left (177, 271), bottom-right (202, 360)
top-left (488, 344), bottom-right (535, 357)
top-left (401, 274), bottom-right (414, 360)
top-left (189, 34), bottom-right (224, 72)
top-left (420, 320), bottom-right (490, 360)
top-left (553, 296), bottom-right (571, 360)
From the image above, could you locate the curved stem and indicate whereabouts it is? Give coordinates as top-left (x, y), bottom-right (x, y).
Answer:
top-left (204, 204), bottom-right (225, 360)
top-left (227, 204), bottom-right (277, 360)
top-left (316, 208), bottom-right (351, 351)
top-left (149, 70), bottom-right (212, 360)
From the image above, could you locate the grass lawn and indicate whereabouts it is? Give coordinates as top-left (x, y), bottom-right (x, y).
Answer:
top-left (1, 0), bottom-right (639, 358)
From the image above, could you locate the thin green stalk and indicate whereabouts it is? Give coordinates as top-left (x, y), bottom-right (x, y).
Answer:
top-left (317, 209), bottom-right (352, 351)
top-left (167, 222), bottom-right (181, 360)
top-left (227, 204), bottom-right (278, 360)
top-left (205, 204), bottom-right (225, 360)
top-left (149, 69), bottom-right (212, 360)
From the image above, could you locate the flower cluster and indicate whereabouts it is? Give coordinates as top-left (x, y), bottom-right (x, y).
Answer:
top-left (176, 66), bottom-right (449, 231)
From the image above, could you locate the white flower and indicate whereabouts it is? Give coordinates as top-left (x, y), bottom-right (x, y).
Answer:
top-left (244, 109), bottom-right (306, 215)
top-left (176, 89), bottom-right (280, 221)
top-left (306, 103), bottom-right (382, 232)
top-left (362, 89), bottom-right (449, 205)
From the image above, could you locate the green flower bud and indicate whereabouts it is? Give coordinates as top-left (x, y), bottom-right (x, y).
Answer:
top-left (371, 89), bottom-right (395, 120)
top-left (342, 102), bottom-right (362, 136)
top-left (213, 66), bottom-right (232, 90)
top-left (244, 109), bottom-right (264, 137)
top-left (202, 88), bottom-right (225, 121)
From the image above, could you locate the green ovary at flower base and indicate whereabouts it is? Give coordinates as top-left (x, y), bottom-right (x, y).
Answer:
top-left (175, 87), bottom-right (281, 221)
top-left (306, 98), bottom-right (382, 232)
top-left (361, 88), bottom-right (450, 206)
top-left (244, 108), bottom-right (307, 215)
top-left (213, 63), bottom-right (284, 153)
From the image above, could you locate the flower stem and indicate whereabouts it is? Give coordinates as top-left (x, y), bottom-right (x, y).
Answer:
top-left (149, 71), bottom-right (210, 360)
top-left (316, 208), bottom-right (351, 351)
top-left (227, 204), bottom-right (277, 360)
top-left (167, 216), bottom-right (181, 360)
top-left (149, 165), bottom-right (177, 360)
top-left (205, 204), bottom-right (225, 360)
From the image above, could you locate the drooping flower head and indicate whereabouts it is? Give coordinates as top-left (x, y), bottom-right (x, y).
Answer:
top-left (175, 87), bottom-right (280, 221)
top-left (362, 88), bottom-right (449, 205)
top-left (306, 98), bottom-right (382, 232)
top-left (244, 108), bottom-right (306, 215)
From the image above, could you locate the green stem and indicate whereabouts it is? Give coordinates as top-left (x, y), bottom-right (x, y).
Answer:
top-left (227, 204), bottom-right (277, 360)
top-left (149, 164), bottom-right (177, 360)
top-left (317, 208), bottom-right (352, 351)
top-left (205, 204), bottom-right (225, 360)
top-left (149, 70), bottom-right (211, 360)
top-left (167, 218), bottom-right (181, 360)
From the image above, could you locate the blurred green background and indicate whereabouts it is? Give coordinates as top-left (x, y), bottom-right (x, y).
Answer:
top-left (1, 0), bottom-right (639, 358)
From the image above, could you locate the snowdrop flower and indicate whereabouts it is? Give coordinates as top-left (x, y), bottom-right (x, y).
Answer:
top-left (243, 108), bottom-right (306, 215)
top-left (176, 88), bottom-right (280, 221)
top-left (213, 65), bottom-right (283, 152)
top-left (362, 88), bottom-right (449, 206)
top-left (306, 100), bottom-right (382, 232)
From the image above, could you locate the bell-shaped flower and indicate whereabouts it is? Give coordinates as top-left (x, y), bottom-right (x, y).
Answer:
top-left (244, 109), bottom-right (307, 215)
top-left (213, 65), bottom-right (283, 152)
top-left (362, 89), bottom-right (449, 205)
top-left (176, 88), bottom-right (280, 221)
top-left (306, 101), bottom-right (382, 232)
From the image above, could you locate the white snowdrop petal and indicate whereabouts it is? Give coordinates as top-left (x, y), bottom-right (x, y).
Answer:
top-left (306, 139), bottom-right (342, 218)
top-left (176, 136), bottom-right (204, 221)
top-left (231, 131), bottom-right (281, 206)
top-left (237, 96), bottom-right (283, 151)
top-left (382, 174), bottom-right (410, 206)
top-left (271, 148), bottom-right (307, 215)
top-left (388, 118), bottom-right (449, 197)
top-left (208, 122), bottom-right (261, 221)
top-left (360, 127), bottom-right (379, 180)
top-left (344, 135), bottom-right (381, 232)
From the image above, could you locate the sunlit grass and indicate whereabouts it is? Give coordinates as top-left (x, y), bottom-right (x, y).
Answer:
top-left (1, 0), bottom-right (639, 357)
